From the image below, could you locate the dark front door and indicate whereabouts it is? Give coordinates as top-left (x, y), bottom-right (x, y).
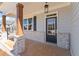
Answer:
top-left (46, 17), bottom-right (57, 44)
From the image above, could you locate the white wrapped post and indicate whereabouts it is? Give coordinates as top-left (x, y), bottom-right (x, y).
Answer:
top-left (1, 32), bottom-right (7, 41)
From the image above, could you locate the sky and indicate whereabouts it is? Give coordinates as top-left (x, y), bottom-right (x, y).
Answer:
top-left (0, 13), bottom-right (2, 24)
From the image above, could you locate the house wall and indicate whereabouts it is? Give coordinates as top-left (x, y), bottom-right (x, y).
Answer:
top-left (24, 5), bottom-right (71, 49)
top-left (70, 2), bottom-right (79, 56)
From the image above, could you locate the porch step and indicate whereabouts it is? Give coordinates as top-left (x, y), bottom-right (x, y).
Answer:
top-left (0, 40), bottom-right (14, 51)
top-left (4, 40), bottom-right (14, 50)
top-left (0, 40), bottom-right (15, 56)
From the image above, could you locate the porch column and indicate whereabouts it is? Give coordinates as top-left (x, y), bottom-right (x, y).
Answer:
top-left (13, 3), bottom-right (25, 55)
top-left (16, 3), bottom-right (24, 36)
top-left (2, 15), bottom-right (6, 32)
top-left (1, 15), bottom-right (7, 41)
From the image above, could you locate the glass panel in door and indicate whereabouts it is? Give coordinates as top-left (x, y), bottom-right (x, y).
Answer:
top-left (46, 17), bottom-right (57, 43)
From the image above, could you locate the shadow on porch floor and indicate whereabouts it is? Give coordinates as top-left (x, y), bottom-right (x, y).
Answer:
top-left (20, 39), bottom-right (70, 56)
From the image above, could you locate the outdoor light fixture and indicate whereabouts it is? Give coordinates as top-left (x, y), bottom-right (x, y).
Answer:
top-left (44, 2), bottom-right (49, 13)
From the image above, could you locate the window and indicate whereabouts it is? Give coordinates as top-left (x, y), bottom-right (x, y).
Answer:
top-left (23, 18), bottom-right (33, 31)
top-left (23, 16), bottom-right (37, 31)
top-left (28, 18), bottom-right (32, 30)
top-left (23, 19), bottom-right (27, 30)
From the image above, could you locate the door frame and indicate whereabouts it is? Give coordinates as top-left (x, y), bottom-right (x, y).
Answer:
top-left (45, 12), bottom-right (58, 44)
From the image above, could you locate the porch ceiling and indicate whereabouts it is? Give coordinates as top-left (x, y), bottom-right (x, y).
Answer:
top-left (0, 2), bottom-right (71, 18)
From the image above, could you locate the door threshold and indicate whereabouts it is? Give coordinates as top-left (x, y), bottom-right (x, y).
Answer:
top-left (45, 41), bottom-right (57, 47)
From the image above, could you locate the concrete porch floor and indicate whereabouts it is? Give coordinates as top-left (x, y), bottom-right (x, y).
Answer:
top-left (20, 39), bottom-right (70, 56)
top-left (0, 39), bottom-right (70, 56)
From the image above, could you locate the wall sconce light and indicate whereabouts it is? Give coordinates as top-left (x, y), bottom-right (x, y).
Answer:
top-left (44, 2), bottom-right (49, 13)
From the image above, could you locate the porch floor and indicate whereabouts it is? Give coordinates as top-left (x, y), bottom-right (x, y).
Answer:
top-left (20, 39), bottom-right (70, 56)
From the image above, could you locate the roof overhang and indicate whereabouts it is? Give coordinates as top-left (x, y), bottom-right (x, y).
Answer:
top-left (0, 2), bottom-right (71, 18)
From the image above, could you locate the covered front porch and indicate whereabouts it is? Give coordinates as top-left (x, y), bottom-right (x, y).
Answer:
top-left (0, 2), bottom-right (71, 56)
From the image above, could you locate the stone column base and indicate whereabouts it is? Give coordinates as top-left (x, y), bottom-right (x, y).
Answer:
top-left (12, 35), bottom-right (25, 55)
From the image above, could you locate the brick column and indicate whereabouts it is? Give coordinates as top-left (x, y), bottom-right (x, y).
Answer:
top-left (16, 3), bottom-right (24, 36)
top-left (2, 15), bottom-right (6, 32)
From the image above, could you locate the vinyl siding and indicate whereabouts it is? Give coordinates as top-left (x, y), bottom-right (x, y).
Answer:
top-left (70, 2), bottom-right (79, 56)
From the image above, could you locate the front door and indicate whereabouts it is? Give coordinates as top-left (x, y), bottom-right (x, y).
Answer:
top-left (46, 17), bottom-right (57, 43)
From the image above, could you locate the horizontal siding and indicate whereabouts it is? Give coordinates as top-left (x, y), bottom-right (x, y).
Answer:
top-left (24, 31), bottom-right (46, 43)
top-left (71, 2), bottom-right (79, 56)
